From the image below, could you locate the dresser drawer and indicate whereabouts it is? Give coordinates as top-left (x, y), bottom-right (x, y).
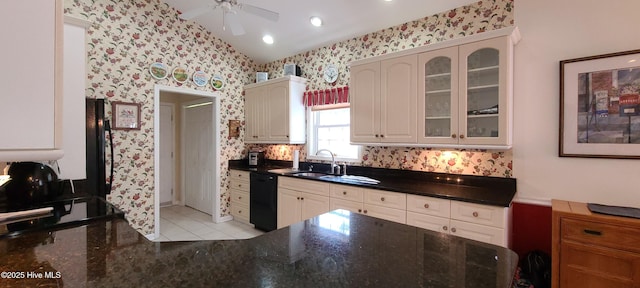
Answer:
top-left (364, 189), bottom-right (406, 210)
top-left (406, 194), bottom-right (450, 218)
top-left (450, 201), bottom-right (506, 228)
top-left (229, 169), bottom-right (250, 181)
top-left (230, 189), bottom-right (250, 206)
top-left (330, 184), bottom-right (364, 202)
top-left (230, 178), bottom-right (250, 192)
top-left (230, 202), bottom-right (250, 223)
top-left (562, 218), bottom-right (640, 253)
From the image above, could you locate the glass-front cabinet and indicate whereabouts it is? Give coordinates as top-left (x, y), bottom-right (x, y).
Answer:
top-left (418, 36), bottom-right (512, 147)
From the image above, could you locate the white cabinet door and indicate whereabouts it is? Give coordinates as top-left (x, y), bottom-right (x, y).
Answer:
top-left (330, 198), bottom-right (363, 214)
top-left (266, 82), bottom-right (290, 141)
top-left (300, 192), bottom-right (330, 221)
top-left (350, 61), bottom-right (380, 143)
top-left (380, 54), bottom-right (418, 143)
top-left (418, 47), bottom-right (460, 145)
top-left (458, 36), bottom-right (511, 146)
top-left (277, 188), bottom-right (301, 229)
top-left (244, 86), bottom-right (266, 142)
top-left (0, 0), bottom-right (63, 160)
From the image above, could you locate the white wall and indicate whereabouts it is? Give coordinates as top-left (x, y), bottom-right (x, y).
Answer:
top-left (513, 0), bottom-right (640, 206)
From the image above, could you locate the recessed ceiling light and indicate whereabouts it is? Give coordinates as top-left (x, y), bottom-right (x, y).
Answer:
top-left (262, 35), bottom-right (274, 44)
top-left (310, 16), bottom-right (323, 27)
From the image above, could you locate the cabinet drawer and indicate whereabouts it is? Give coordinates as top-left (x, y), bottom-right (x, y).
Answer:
top-left (406, 211), bottom-right (450, 234)
top-left (562, 218), bottom-right (640, 253)
top-left (406, 194), bottom-right (450, 218)
top-left (229, 179), bottom-right (250, 192)
top-left (330, 198), bottom-right (364, 214)
top-left (560, 240), bottom-right (640, 287)
top-left (330, 184), bottom-right (364, 202)
top-left (230, 189), bottom-right (249, 206)
top-left (364, 189), bottom-right (406, 210)
top-left (363, 204), bottom-right (406, 224)
top-left (450, 219), bottom-right (505, 246)
top-left (278, 176), bottom-right (330, 196)
top-left (450, 201), bottom-right (505, 228)
top-left (229, 169), bottom-right (250, 181)
top-left (230, 202), bottom-right (250, 223)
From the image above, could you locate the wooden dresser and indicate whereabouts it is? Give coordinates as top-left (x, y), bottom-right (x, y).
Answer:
top-left (552, 200), bottom-right (640, 288)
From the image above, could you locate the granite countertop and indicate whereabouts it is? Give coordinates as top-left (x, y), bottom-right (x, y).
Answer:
top-left (0, 211), bottom-right (518, 287)
top-left (229, 160), bottom-right (516, 207)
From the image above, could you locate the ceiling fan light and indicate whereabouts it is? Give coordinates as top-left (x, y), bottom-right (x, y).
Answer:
top-left (262, 35), bottom-right (274, 44)
top-left (310, 16), bottom-right (323, 27)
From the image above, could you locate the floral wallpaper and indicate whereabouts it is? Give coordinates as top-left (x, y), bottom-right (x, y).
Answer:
top-left (256, 0), bottom-right (515, 178)
top-left (65, 0), bottom-right (255, 234)
top-left (64, 0), bottom-right (514, 235)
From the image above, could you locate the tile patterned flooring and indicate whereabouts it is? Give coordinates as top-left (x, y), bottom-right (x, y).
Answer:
top-left (153, 205), bottom-right (264, 242)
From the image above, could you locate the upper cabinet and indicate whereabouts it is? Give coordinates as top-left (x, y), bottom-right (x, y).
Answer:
top-left (350, 27), bottom-right (520, 149)
top-left (244, 76), bottom-right (306, 144)
top-left (350, 55), bottom-right (417, 144)
top-left (0, 0), bottom-right (64, 161)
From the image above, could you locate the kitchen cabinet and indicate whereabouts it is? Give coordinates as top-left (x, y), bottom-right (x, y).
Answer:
top-left (244, 76), bottom-right (306, 144)
top-left (406, 194), bottom-right (509, 247)
top-left (277, 177), bottom-right (330, 228)
top-left (350, 55), bottom-right (417, 144)
top-left (349, 27), bottom-right (519, 149)
top-left (0, 0), bottom-right (64, 161)
top-left (417, 36), bottom-right (513, 147)
top-left (552, 200), bottom-right (640, 288)
top-left (229, 170), bottom-right (250, 224)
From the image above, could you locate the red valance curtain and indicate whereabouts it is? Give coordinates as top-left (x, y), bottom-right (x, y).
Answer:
top-left (303, 86), bottom-right (349, 108)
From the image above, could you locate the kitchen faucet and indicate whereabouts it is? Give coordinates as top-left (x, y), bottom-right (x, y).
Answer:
top-left (315, 149), bottom-right (339, 174)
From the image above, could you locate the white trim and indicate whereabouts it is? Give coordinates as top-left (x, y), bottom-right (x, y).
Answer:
top-left (218, 215), bottom-right (233, 223)
top-left (512, 197), bottom-right (552, 207)
top-left (64, 15), bottom-right (91, 28)
top-left (310, 103), bottom-right (350, 111)
top-left (350, 26), bottom-right (521, 66)
top-left (153, 85), bottom-right (222, 240)
top-left (144, 233), bottom-right (155, 241)
top-left (349, 141), bottom-right (512, 150)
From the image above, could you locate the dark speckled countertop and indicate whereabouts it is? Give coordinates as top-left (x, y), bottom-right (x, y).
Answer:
top-left (230, 160), bottom-right (516, 207)
top-left (0, 211), bottom-right (517, 287)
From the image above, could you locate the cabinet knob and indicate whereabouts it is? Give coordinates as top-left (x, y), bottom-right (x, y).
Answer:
top-left (297, 197), bottom-right (300, 200)
top-left (459, 134), bottom-right (465, 139)
top-left (238, 184), bottom-right (242, 187)
top-left (286, 135), bottom-right (289, 138)
top-left (358, 209), bottom-right (362, 213)
top-left (375, 134), bottom-right (379, 138)
top-left (424, 203), bottom-right (430, 209)
top-left (472, 211), bottom-right (479, 217)
top-left (238, 196), bottom-right (242, 200)
top-left (380, 135), bottom-right (384, 138)
top-left (343, 191), bottom-right (347, 195)
top-left (442, 226), bottom-right (448, 231)
top-left (238, 210), bottom-right (242, 214)
top-left (300, 197), bottom-right (304, 200)
top-left (381, 197), bottom-right (385, 202)
top-left (363, 210), bottom-right (368, 214)
top-left (451, 228), bottom-right (457, 233)
top-left (451, 134), bottom-right (457, 139)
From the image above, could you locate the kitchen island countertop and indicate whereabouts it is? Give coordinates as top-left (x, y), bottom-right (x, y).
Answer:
top-left (0, 210), bottom-right (517, 287)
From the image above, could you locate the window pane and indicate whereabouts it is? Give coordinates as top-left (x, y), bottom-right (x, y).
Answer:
top-left (310, 108), bottom-right (359, 160)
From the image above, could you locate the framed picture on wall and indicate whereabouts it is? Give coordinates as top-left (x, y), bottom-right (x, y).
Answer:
top-left (112, 101), bottom-right (141, 130)
top-left (560, 49), bottom-right (640, 159)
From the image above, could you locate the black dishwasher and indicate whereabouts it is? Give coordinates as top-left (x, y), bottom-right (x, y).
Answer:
top-left (249, 172), bottom-right (277, 231)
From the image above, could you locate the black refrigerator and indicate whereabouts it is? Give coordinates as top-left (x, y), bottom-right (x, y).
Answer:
top-left (85, 98), bottom-right (113, 198)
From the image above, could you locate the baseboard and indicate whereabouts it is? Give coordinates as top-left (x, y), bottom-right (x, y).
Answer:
top-left (144, 233), bottom-right (155, 241)
top-left (217, 215), bottom-right (233, 223)
top-left (513, 197), bottom-right (551, 206)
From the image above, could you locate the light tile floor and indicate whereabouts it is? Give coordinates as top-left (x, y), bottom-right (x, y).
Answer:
top-left (153, 205), bottom-right (264, 242)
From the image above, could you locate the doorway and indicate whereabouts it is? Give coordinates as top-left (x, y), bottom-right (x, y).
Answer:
top-left (153, 85), bottom-right (221, 240)
top-left (182, 99), bottom-right (214, 215)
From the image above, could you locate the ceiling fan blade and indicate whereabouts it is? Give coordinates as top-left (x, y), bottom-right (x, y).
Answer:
top-left (179, 6), bottom-right (213, 20)
top-left (239, 3), bottom-right (279, 22)
top-left (224, 12), bottom-right (246, 36)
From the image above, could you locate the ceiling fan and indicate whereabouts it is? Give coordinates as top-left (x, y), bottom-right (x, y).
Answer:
top-left (179, 0), bottom-right (280, 36)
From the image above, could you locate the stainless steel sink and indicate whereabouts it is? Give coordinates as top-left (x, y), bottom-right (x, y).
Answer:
top-left (289, 172), bottom-right (330, 178)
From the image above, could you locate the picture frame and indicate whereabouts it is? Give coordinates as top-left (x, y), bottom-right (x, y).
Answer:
top-left (560, 49), bottom-right (640, 159)
top-left (112, 101), bottom-right (141, 130)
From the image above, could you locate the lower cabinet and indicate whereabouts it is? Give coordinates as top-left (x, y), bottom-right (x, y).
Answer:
top-left (277, 177), bottom-right (330, 229)
top-left (278, 177), bottom-right (510, 247)
top-left (552, 200), bottom-right (640, 288)
top-left (229, 170), bottom-right (250, 224)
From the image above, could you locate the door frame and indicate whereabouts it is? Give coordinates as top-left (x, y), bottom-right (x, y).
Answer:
top-left (159, 102), bottom-right (176, 206)
top-left (153, 85), bottom-right (222, 239)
